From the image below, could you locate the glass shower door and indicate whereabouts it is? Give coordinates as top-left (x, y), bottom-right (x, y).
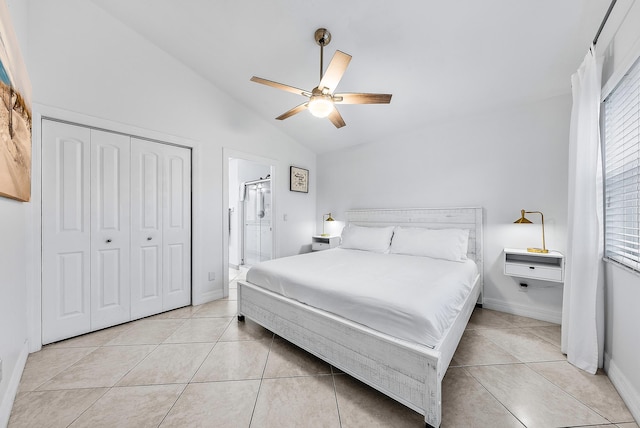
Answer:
top-left (243, 180), bottom-right (272, 267)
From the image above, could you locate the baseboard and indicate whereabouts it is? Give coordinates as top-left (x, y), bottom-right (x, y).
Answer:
top-left (192, 289), bottom-right (224, 306)
top-left (482, 298), bottom-right (562, 324)
top-left (605, 352), bottom-right (640, 423)
top-left (0, 342), bottom-right (29, 427)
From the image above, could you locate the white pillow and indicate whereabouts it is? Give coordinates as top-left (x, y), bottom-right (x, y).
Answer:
top-left (390, 227), bottom-right (469, 262)
top-left (340, 224), bottom-right (394, 253)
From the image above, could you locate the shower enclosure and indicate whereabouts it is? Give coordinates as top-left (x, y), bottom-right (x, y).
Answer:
top-left (241, 177), bottom-right (272, 266)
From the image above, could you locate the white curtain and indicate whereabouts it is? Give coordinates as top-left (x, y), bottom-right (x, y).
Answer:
top-left (562, 45), bottom-right (604, 374)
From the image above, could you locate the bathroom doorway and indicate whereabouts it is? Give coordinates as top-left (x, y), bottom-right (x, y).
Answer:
top-left (228, 157), bottom-right (274, 283)
top-left (240, 176), bottom-right (272, 266)
top-left (224, 150), bottom-right (276, 299)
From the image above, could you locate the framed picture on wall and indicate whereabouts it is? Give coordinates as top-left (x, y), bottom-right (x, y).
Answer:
top-left (0, 1), bottom-right (32, 202)
top-left (290, 166), bottom-right (309, 193)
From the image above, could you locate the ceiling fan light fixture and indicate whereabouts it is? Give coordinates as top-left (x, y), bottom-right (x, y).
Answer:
top-left (308, 95), bottom-right (334, 118)
top-left (250, 28), bottom-right (391, 128)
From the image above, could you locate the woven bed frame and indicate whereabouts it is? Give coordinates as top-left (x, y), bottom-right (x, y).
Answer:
top-left (237, 207), bottom-right (483, 427)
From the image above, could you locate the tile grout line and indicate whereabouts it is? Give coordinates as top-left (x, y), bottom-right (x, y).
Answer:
top-left (25, 346), bottom-right (101, 393)
top-left (524, 361), bottom-right (636, 426)
top-left (461, 365), bottom-right (529, 428)
top-left (153, 352), bottom-right (209, 426)
top-left (473, 327), bottom-right (565, 365)
top-left (154, 310), bottom-right (231, 427)
top-left (247, 330), bottom-right (276, 428)
top-left (63, 386), bottom-right (110, 428)
top-left (61, 334), bottom-right (165, 427)
top-left (468, 328), bottom-right (524, 365)
top-left (464, 316), bottom-right (566, 427)
top-left (522, 326), bottom-right (563, 348)
top-left (66, 314), bottom-right (197, 427)
top-left (330, 366), bottom-right (344, 428)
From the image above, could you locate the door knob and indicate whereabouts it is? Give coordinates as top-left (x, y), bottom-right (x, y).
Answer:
top-left (147, 237), bottom-right (152, 241)
top-left (106, 239), bottom-right (112, 243)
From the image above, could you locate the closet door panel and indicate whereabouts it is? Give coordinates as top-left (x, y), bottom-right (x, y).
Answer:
top-left (130, 139), bottom-right (163, 319)
top-left (90, 130), bottom-right (131, 330)
top-left (162, 146), bottom-right (192, 310)
top-left (42, 120), bottom-right (91, 344)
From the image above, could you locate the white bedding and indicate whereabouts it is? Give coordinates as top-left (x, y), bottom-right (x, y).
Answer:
top-left (245, 248), bottom-right (478, 348)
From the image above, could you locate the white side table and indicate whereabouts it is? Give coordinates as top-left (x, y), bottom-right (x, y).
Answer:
top-left (312, 235), bottom-right (340, 251)
top-left (503, 248), bottom-right (564, 282)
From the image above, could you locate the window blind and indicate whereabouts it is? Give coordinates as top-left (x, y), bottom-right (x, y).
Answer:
top-left (603, 54), bottom-right (640, 273)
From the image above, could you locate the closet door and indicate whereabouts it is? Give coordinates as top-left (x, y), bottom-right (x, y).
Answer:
top-left (162, 144), bottom-right (191, 311)
top-left (130, 139), bottom-right (191, 318)
top-left (130, 139), bottom-right (164, 319)
top-left (42, 121), bottom-right (91, 344)
top-left (90, 130), bottom-right (131, 330)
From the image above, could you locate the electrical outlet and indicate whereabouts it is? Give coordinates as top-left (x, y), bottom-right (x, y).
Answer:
top-left (208, 272), bottom-right (215, 281)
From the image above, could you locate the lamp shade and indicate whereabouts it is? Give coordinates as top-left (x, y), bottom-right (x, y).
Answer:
top-left (514, 209), bottom-right (533, 224)
top-left (321, 212), bottom-right (335, 236)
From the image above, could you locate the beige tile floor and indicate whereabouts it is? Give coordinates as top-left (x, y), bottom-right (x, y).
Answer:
top-left (8, 267), bottom-right (639, 428)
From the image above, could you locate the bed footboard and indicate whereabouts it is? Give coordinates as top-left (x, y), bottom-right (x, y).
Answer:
top-left (238, 281), bottom-right (443, 426)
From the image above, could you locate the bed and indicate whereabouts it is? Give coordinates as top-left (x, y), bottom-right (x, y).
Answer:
top-left (237, 207), bottom-right (483, 428)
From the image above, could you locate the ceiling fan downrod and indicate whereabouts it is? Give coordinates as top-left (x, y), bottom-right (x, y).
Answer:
top-left (314, 28), bottom-right (331, 81)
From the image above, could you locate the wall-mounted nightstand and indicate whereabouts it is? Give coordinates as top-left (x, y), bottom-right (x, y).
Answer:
top-left (312, 235), bottom-right (340, 251)
top-left (504, 248), bottom-right (564, 283)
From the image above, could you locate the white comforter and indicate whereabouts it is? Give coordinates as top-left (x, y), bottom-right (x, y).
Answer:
top-left (245, 248), bottom-right (478, 348)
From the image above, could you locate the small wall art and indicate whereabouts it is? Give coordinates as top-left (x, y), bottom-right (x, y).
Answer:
top-left (290, 166), bottom-right (309, 193)
top-left (0, 0), bottom-right (32, 202)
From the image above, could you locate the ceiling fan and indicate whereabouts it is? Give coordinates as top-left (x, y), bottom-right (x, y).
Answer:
top-left (250, 28), bottom-right (392, 129)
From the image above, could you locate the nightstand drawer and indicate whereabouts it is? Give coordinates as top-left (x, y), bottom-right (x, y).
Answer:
top-left (503, 248), bottom-right (564, 283)
top-left (312, 242), bottom-right (331, 251)
top-left (312, 235), bottom-right (340, 251)
top-left (504, 262), bottom-right (563, 282)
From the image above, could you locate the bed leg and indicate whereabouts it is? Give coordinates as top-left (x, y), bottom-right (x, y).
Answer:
top-left (237, 315), bottom-right (245, 322)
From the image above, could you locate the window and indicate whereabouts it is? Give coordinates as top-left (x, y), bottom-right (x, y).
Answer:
top-left (603, 54), bottom-right (640, 273)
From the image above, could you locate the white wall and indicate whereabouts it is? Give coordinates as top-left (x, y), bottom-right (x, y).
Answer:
top-left (26, 0), bottom-right (315, 331)
top-left (598, 0), bottom-right (640, 420)
top-left (604, 264), bottom-right (640, 419)
top-left (318, 95), bottom-right (571, 323)
top-left (0, 200), bottom-right (28, 425)
top-left (0, 0), bottom-right (30, 424)
top-left (0, 196), bottom-right (29, 424)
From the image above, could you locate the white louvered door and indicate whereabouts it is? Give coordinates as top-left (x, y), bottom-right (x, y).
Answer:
top-left (42, 121), bottom-right (92, 344)
top-left (90, 130), bottom-right (131, 330)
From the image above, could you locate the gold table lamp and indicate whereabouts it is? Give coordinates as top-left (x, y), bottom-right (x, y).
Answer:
top-left (514, 209), bottom-right (548, 253)
top-left (321, 213), bottom-right (335, 237)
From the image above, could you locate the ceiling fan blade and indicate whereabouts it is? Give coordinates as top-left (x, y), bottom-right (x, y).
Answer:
top-left (334, 93), bottom-right (392, 104)
top-left (250, 76), bottom-right (311, 97)
top-left (318, 50), bottom-right (352, 93)
top-left (328, 108), bottom-right (346, 128)
top-left (276, 102), bottom-right (308, 120)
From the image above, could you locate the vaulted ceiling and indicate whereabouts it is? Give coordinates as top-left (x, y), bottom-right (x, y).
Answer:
top-left (88, 0), bottom-right (609, 154)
